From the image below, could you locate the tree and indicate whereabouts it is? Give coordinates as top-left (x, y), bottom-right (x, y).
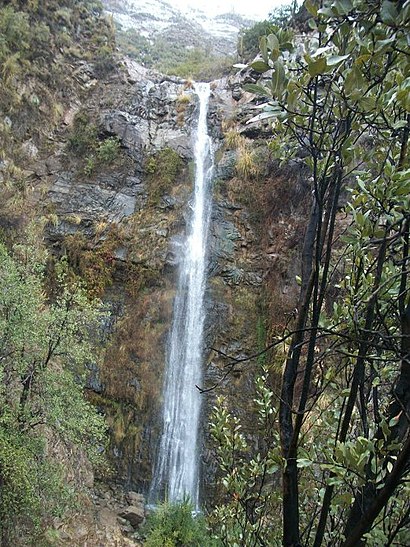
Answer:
top-left (238, 20), bottom-right (277, 61)
top-left (0, 232), bottom-right (107, 544)
top-left (212, 1), bottom-right (410, 545)
top-left (237, 3), bottom-right (303, 62)
top-left (269, 1), bottom-right (300, 26)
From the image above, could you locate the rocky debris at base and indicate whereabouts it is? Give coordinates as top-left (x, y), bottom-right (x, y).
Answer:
top-left (56, 484), bottom-right (146, 546)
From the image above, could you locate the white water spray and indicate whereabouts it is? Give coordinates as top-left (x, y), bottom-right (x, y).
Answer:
top-left (150, 83), bottom-right (213, 508)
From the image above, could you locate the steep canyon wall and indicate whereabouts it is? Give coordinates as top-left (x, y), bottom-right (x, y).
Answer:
top-left (39, 59), bottom-right (311, 502)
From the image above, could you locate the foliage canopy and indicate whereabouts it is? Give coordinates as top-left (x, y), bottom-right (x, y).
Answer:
top-left (0, 234), bottom-right (108, 544)
top-left (213, 1), bottom-right (410, 545)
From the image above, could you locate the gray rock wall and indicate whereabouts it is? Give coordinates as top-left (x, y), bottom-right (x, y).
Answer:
top-left (43, 58), bottom-right (310, 503)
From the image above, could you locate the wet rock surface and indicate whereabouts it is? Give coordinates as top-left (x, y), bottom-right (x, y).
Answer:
top-left (39, 58), bottom-right (310, 509)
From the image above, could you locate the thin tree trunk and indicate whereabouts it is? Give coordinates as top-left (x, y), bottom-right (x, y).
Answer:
top-left (280, 194), bottom-right (320, 546)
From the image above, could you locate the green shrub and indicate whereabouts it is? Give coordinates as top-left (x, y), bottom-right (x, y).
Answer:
top-left (143, 499), bottom-right (220, 547)
top-left (68, 114), bottom-right (121, 175)
top-left (83, 137), bottom-right (121, 176)
top-left (97, 136), bottom-right (120, 162)
top-left (0, 7), bottom-right (31, 60)
top-left (84, 155), bottom-right (96, 176)
top-left (237, 20), bottom-right (276, 60)
top-left (145, 147), bottom-right (183, 205)
top-left (68, 113), bottom-right (98, 154)
top-left (237, 3), bottom-right (297, 61)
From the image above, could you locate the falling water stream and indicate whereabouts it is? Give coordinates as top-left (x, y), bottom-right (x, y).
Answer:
top-left (150, 83), bottom-right (213, 508)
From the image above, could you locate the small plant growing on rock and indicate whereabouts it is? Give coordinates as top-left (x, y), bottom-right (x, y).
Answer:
top-left (176, 93), bottom-right (191, 126)
top-left (83, 137), bottom-right (121, 176)
top-left (224, 129), bottom-right (243, 150)
top-left (84, 155), bottom-right (95, 176)
top-left (97, 136), bottom-right (120, 162)
top-left (236, 141), bottom-right (260, 180)
top-left (68, 112), bottom-right (98, 154)
top-left (145, 147), bottom-right (183, 205)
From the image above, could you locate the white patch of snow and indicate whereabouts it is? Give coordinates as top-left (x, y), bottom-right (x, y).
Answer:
top-left (104, 0), bottom-right (251, 55)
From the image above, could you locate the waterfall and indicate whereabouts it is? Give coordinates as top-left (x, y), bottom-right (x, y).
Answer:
top-left (150, 83), bottom-right (213, 508)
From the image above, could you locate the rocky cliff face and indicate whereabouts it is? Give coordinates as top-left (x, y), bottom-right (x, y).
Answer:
top-left (39, 57), bottom-right (311, 506)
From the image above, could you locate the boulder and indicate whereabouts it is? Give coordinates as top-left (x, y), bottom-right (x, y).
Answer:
top-left (125, 491), bottom-right (145, 506)
top-left (119, 505), bottom-right (145, 528)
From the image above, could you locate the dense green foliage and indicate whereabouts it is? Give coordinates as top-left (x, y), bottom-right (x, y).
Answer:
top-left (67, 111), bottom-right (121, 174)
top-left (143, 499), bottom-right (219, 547)
top-left (238, 20), bottom-right (277, 61)
top-left (0, 232), bottom-right (107, 544)
top-left (237, 2), bottom-right (299, 61)
top-left (268, 1), bottom-right (300, 25)
top-left (213, 1), bottom-right (410, 545)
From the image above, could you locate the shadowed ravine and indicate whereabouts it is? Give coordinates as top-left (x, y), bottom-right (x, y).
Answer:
top-left (149, 83), bottom-right (214, 509)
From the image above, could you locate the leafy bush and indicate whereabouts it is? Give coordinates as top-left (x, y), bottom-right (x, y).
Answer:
top-left (84, 155), bottom-right (96, 176)
top-left (221, 1), bottom-right (410, 545)
top-left (237, 3), bottom-right (299, 61)
top-left (0, 236), bottom-right (108, 542)
top-left (143, 499), bottom-right (219, 547)
top-left (238, 20), bottom-right (276, 61)
top-left (145, 148), bottom-right (184, 204)
top-left (68, 113), bottom-right (98, 153)
top-left (268, 1), bottom-right (300, 27)
top-left (97, 136), bottom-right (120, 162)
top-left (68, 113), bottom-right (121, 175)
top-left (82, 136), bottom-right (121, 176)
top-left (0, 7), bottom-right (31, 60)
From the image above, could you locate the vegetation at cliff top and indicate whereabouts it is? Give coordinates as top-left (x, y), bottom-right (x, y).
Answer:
top-left (116, 3), bottom-right (301, 78)
top-left (145, 147), bottom-right (184, 205)
top-left (116, 25), bottom-right (235, 80)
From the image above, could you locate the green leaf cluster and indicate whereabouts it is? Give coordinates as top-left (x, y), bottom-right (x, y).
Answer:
top-left (209, 369), bottom-right (282, 546)
top-left (68, 113), bottom-right (122, 176)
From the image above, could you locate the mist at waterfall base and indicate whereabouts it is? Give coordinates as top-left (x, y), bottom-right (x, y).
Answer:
top-left (149, 83), bottom-right (214, 510)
